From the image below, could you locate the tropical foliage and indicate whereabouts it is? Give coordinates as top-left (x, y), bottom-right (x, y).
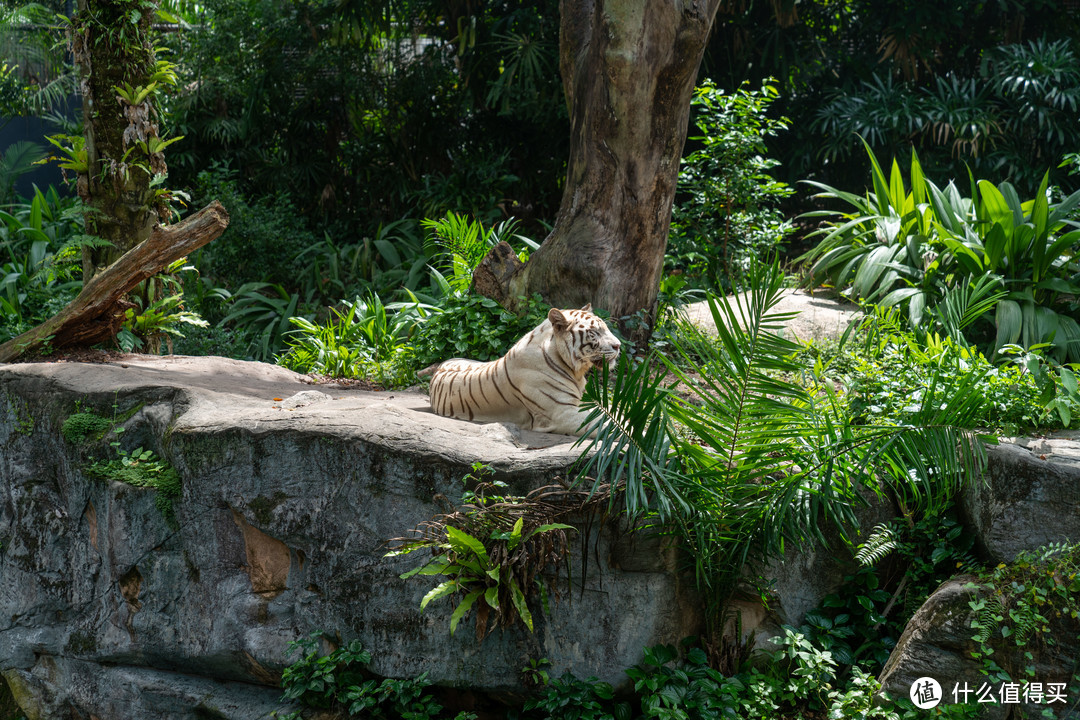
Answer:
top-left (574, 261), bottom-right (991, 649)
top-left (810, 38), bottom-right (1080, 193)
top-left (280, 630), bottom-right (919, 720)
top-left (279, 293), bottom-right (428, 386)
top-left (386, 468), bottom-right (584, 640)
top-left (801, 143), bottom-right (1080, 363)
top-left (705, 1), bottom-right (1080, 194)
top-left (669, 79), bottom-right (794, 287)
top-left (0, 187), bottom-right (84, 344)
top-left (817, 309), bottom-right (1080, 431)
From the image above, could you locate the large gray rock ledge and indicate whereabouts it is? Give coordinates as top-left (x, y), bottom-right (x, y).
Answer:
top-left (0, 355), bottom-right (701, 720)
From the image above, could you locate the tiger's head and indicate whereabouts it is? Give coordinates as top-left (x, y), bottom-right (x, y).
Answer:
top-left (548, 304), bottom-right (622, 373)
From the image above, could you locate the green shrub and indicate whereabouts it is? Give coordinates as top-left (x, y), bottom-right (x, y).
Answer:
top-left (810, 38), bottom-right (1080, 194)
top-left (278, 633), bottom-right (911, 720)
top-left (278, 634), bottom-right (476, 720)
top-left (387, 465), bottom-right (576, 640)
top-left (212, 282), bottom-right (317, 362)
top-left (410, 293), bottom-right (550, 370)
top-left (810, 310), bottom-right (1080, 431)
top-left (802, 510), bottom-right (982, 673)
top-left (575, 260), bottom-right (989, 658)
top-left (964, 543), bottom-right (1080, 707)
top-left (278, 294), bottom-right (426, 387)
top-left (669, 79), bottom-right (794, 288)
top-left (421, 212), bottom-right (539, 294)
top-left (293, 219), bottom-right (430, 305)
top-left (0, 186), bottom-right (85, 344)
top-left (191, 166), bottom-right (318, 289)
top-left (800, 143), bottom-right (1080, 363)
top-left (169, 324), bottom-right (250, 359)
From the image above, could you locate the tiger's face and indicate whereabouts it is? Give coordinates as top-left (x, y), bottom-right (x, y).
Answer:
top-left (549, 304), bottom-right (622, 372)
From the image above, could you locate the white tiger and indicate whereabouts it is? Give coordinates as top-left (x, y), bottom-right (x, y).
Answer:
top-left (424, 304), bottom-right (621, 436)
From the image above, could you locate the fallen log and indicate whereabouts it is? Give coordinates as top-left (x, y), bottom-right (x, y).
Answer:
top-left (0, 200), bottom-right (229, 363)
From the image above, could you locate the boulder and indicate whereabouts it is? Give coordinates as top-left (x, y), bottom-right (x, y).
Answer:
top-left (961, 432), bottom-right (1080, 563)
top-left (0, 356), bottom-right (701, 720)
top-left (681, 288), bottom-right (861, 344)
top-left (727, 488), bottom-right (899, 650)
top-left (878, 577), bottom-right (1080, 719)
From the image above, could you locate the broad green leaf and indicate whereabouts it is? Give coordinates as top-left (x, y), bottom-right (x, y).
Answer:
top-left (860, 137), bottom-right (892, 216)
top-left (1030, 174), bottom-right (1050, 277)
top-left (446, 525), bottom-right (488, 564)
top-left (509, 579), bottom-right (534, 632)
top-left (1048, 187), bottom-right (1080, 226)
top-left (524, 523), bottom-right (576, 542)
top-left (1035, 277), bottom-right (1080, 295)
top-left (1060, 367), bottom-right (1078, 396)
top-left (506, 517), bottom-right (524, 551)
top-left (889, 156), bottom-right (907, 212)
top-left (852, 245), bottom-right (900, 300)
top-left (484, 586), bottom-right (500, 611)
top-left (928, 183), bottom-right (959, 234)
top-left (420, 580), bottom-right (459, 611)
top-left (939, 236), bottom-right (985, 275)
top-left (982, 223), bottom-right (1008, 272)
top-left (878, 287), bottom-right (922, 308)
top-left (910, 148), bottom-right (927, 207)
top-left (977, 180), bottom-right (1014, 235)
top-left (449, 589), bottom-right (482, 636)
top-left (999, 182), bottom-right (1025, 227)
top-left (1036, 229), bottom-right (1080, 282)
top-left (994, 300), bottom-right (1022, 354)
top-left (28, 192), bottom-right (43, 230)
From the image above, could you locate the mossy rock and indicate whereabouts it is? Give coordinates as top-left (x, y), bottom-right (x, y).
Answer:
top-left (0, 673), bottom-right (26, 720)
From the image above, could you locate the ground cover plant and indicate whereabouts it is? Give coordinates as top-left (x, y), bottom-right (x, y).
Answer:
top-left (276, 629), bottom-right (936, 719)
top-left (804, 308), bottom-right (1080, 432)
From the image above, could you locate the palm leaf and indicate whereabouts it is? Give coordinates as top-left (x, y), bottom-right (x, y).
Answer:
top-left (574, 354), bottom-right (682, 519)
top-left (573, 258), bottom-right (992, 613)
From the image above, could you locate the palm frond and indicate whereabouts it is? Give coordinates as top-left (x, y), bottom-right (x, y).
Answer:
top-left (574, 354), bottom-right (682, 519)
top-left (573, 259), bottom-right (993, 615)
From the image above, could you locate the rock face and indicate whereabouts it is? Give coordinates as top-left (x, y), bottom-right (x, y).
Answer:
top-left (0, 356), bottom-right (701, 720)
top-left (961, 432), bottom-right (1080, 564)
top-left (878, 577), bottom-right (1080, 720)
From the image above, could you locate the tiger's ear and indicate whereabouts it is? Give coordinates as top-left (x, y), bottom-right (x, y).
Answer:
top-left (548, 307), bottom-right (570, 332)
top-left (580, 303), bottom-right (592, 312)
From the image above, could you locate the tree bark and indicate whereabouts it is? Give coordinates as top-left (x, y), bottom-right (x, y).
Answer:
top-left (481, 0), bottom-right (721, 339)
top-left (0, 202), bottom-right (229, 363)
top-left (71, 0), bottom-right (166, 280)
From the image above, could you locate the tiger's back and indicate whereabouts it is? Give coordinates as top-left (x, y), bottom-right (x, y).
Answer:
top-left (426, 305), bottom-right (621, 435)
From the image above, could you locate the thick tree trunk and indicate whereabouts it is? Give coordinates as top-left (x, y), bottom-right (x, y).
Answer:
top-left (480, 0), bottom-right (721, 339)
top-left (0, 202), bottom-right (229, 363)
top-left (71, 0), bottom-right (164, 280)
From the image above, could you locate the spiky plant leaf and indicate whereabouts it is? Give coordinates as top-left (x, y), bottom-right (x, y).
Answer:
top-left (574, 258), bottom-right (992, 623)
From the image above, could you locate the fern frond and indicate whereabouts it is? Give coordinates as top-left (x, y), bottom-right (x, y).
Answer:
top-left (855, 523), bottom-right (900, 566)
